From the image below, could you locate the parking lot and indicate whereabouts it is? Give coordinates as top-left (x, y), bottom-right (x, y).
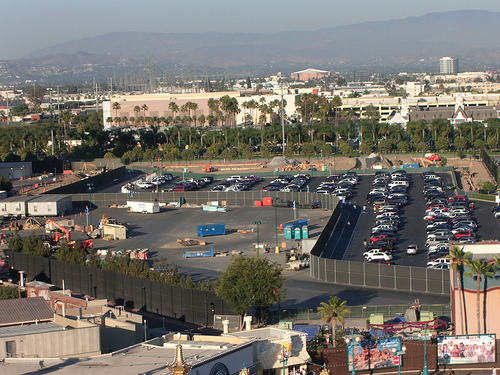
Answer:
top-left (341, 171), bottom-right (500, 267)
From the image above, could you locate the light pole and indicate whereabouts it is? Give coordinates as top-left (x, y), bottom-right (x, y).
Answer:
top-left (252, 220), bottom-right (261, 257)
top-left (323, 154), bottom-right (326, 177)
top-left (278, 333), bottom-right (291, 375)
top-left (272, 197), bottom-right (279, 252)
top-left (183, 147), bottom-right (189, 180)
top-left (392, 345), bottom-right (406, 375)
top-left (345, 331), bottom-right (361, 375)
top-left (418, 324), bottom-right (432, 375)
top-left (87, 183), bottom-right (94, 229)
top-left (20, 166), bottom-right (24, 193)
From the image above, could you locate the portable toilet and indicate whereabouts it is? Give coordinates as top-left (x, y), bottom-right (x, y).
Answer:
top-left (284, 226), bottom-right (293, 239)
top-left (294, 227), bottom-right (301, 240)
top-left (302, 225), bottom-right (309, 239)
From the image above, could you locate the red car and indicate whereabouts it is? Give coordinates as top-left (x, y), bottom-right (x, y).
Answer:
top-left (369, 235), bottom-right (396, 244)
top-left (453, 231), bottom-right (474, 239)
top-left (426, 154), bottom-right (441, 161)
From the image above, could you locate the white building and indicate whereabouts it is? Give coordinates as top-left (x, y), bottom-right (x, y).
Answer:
top-left (440, 57), bottom-right (459, 74)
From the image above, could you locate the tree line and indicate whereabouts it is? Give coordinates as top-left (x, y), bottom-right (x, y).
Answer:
top-left (3, 93), bottom-right (500, 166)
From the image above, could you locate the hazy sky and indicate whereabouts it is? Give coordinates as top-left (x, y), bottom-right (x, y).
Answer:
top-left (2, 0), bottom-right (500, 60)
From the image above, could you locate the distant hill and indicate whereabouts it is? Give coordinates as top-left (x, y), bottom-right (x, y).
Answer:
top-left (24, 10), bottom-right (500, 69)
top-left (0, 9), bottom-right (497, 85)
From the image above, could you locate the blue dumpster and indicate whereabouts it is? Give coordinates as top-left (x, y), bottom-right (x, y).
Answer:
top-left (196, 223), bottom-right (226, 237)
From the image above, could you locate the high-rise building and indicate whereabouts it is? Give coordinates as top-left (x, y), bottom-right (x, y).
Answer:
top-left (440, 57), bottom-right (459, 74)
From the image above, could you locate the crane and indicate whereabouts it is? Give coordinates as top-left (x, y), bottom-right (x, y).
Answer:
top-left (45, 219), bottom-right (71, 243)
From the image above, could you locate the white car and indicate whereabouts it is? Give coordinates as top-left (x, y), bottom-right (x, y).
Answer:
top-left (428, 263), bottom-right (450, 270)
top-left (427, 258), bottom-right (451, 267)
top-left (366, 253), bottom-right (393, 262)
top-left (363, 249), bottom-right (390, 258)
top-left (406, 245), bottom-right (418, 255)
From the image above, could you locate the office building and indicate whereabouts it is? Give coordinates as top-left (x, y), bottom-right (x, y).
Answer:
top-left (440, 57), bottom-right (459, 74)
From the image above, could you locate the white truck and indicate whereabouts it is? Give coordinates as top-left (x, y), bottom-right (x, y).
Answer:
top-left (127, 201), bottom-right (160, 214)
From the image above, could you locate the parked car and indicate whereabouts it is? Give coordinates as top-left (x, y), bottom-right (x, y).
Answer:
top-left (365, 253), bottom-right (393, 262)
top-left (427, 258), bottom-right (451, 267)
top-left (406, 245), bottom-right (418, 255)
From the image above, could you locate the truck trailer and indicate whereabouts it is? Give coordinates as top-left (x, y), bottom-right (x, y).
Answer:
top-left (127, 201), bottom-right (160, 214)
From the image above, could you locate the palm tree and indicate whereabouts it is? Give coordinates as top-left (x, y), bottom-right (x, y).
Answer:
top-left (168, 102), bottom-right (179, 123)
top-left (448, 246), bottom-right (472, 334)
top-left (317, 296), bottom-right (350, 347)
top-left (464, 259), bottom-right (495, 333)
top-left (112, 102), bottom-right (121, 119)
top-left (133, 106), bottom-right (141, 127)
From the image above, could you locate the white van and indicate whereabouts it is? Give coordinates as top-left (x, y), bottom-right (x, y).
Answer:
top-left (227, 175), bottom-right (243, 182)
top-left (388, 180), bottom-right (409, 189)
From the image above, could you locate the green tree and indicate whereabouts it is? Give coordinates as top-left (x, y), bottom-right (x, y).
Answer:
top-left (215, 256), bottom-right (286, 326)
top-left (22, 232), bottom-right (50, 257)
top-left (359, 140), bottom-right (373, 154)
top-left (416, 141), bottom-right (428, 152)
top-left (301, 142), bottom-right (316, 158)
top-left (448, 246), bottom-right (472, 334)
top-left (338, 140), bottom-right (354, 156)
top-left (464, 259), bottom-right (495, 334)
top-left (397, 141), bottom-right (410, 153)
top-left (0, 285), bottom-right (20, 300)
top-left (454, 137), bottom-right (467, 151)
top-left (8, 230), bottom-right (23, 252)
top-left (435, 137), bottom-right (449, 151)
top-left (317, 296), bottom-right (350, 347)
top-left (478, 180), bottom-right (496, 194)
top-left (377, 139), bottom-right (393, 154)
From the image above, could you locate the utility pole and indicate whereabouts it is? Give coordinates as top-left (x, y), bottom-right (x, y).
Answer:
top-left (281, 80), bottom-right (285, 153)
top-left (6, 91), bottom-right (9, 126)
top-left (49, 89), bottom-right (54, 156)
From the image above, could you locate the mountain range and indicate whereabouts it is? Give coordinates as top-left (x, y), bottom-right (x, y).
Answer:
top-left (4, 10), bottom-right (500, 84)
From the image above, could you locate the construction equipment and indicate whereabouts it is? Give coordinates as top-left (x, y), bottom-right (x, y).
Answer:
top-left (420, 158), bottom-right (435, 167)
top-left (45, 219), bottom-right (71, 243)
top-left (24, 217), bottom-right (44, 229)
top-left (9, 220), bottom-right (21, 231)
top-left (83, 163), bottom-right (96, 173)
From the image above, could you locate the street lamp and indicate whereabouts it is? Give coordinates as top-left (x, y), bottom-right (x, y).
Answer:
top-left (252, 220), bottom-right (261, 257)
top-left (278, 333), bottom-right (291, 375)
top-left (391, 345), bottom-right (406, 375)
top-left (272, 197), bottom-right (279, 252)
top-left (345, 331), bottom-right (361, 375)
top-left (183, 146), bottom-right (189, 180)
top-left (87, 183), bottom-right (94, 229)
top-left (20, 166), bottom-right (24, 193)
top-left (418, 325), bottom-right (432, 375)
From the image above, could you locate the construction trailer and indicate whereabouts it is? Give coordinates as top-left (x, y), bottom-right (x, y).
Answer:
top-left (27, 195), bottom-right (72, 216)
top-left (101, 223), bottom-right (127, 240)
top-left (127, 201), bottom-right (160, 214)
top-left (0, 196), bottom-right (35, 217)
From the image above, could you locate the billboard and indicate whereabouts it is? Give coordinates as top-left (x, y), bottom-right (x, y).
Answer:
top-left (437, 334), bottom-right (496, 365)
top-left (347, 337), bottom-right (401, 372)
